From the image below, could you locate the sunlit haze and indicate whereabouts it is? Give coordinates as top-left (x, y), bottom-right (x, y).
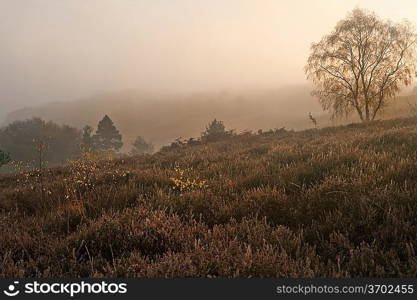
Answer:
top-left (3, 2), bottom-right (417, 280)
top-left (2, 0), bottom-right (417, 118)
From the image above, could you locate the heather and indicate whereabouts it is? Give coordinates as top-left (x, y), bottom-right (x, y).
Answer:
top-left (1, 117), bottom-right (417, 277)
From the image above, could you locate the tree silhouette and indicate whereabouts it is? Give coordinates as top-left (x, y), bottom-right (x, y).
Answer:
top-left (305, 8), bottom-right (417, 121)
top-left (201, 119), bottom-right (229, 142)
top-left (0, 150), bottom-right (11, 168)
top-left (81, 125), bottom-right (95, 151)
top-left (93, 115), bottom-right (123, 152)
top-left (0, 118), bottom-right (81, 166)
top-left (130, 136), bottom-right (154, 155)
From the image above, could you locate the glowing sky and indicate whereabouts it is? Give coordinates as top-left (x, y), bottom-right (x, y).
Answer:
top-left (1, 0), bottom-right (417, 115)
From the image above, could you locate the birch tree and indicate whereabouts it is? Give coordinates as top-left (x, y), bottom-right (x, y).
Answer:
top-left (305, 8), bottom-right (417, 121)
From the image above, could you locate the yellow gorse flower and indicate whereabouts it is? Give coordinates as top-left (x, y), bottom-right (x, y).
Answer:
top-left (170, 166), bottom-right (208, 193)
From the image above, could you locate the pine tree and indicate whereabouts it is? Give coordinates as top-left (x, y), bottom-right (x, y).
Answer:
top-left (93, 115), bottom-right (123, 152)
top-left (201, 119), bottom-right (228, 142)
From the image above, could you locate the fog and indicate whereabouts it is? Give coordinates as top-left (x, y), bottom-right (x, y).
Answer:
top-left (2, 0), bottom-right (417, 121)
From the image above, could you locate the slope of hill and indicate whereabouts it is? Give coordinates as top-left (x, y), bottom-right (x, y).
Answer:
top-left (3, 86), bottom-right (326, 151)
top-left (4, 87), bottom-right (417, 153)
top-left (1, 116), bottom-right (417, 277)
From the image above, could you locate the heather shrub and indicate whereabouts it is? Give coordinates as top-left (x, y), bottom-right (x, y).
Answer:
top-left (1, 116), bottom-right (417, 277)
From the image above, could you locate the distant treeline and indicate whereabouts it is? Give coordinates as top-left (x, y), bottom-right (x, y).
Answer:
top-left (0, 118), bottom-right (81, 168)
top-left (1, 115), bottom-right (272, 172)
top-left (0, 116), bottom-right (150, 172)
top-left (2, 87), bottom-right (325, 151)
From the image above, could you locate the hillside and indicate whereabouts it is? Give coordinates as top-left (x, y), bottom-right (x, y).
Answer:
top-left (4, 87), bottom-right (417, 153)
top-left (1, 117), bottom-right (417, 277)
top-left (2, 86), bottom-right (326, 151)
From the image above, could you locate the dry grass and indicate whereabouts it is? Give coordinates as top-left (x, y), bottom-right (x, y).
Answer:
top-left (1, 117), bottom-right (417, 277)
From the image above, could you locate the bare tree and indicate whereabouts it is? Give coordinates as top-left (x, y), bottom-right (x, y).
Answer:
top-left (305, 8), bottom-right (417, 122)
top-left (34, 139), bottom-right (49, 202)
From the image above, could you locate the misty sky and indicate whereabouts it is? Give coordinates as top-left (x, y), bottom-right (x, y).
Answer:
top-left (2, 0), bottom-right (417, 118)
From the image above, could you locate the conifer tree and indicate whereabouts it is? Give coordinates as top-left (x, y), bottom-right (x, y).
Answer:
top-left (201, 119), bottom-right (229, 142)
top-left (93, 115), bottom-right (123, 152)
